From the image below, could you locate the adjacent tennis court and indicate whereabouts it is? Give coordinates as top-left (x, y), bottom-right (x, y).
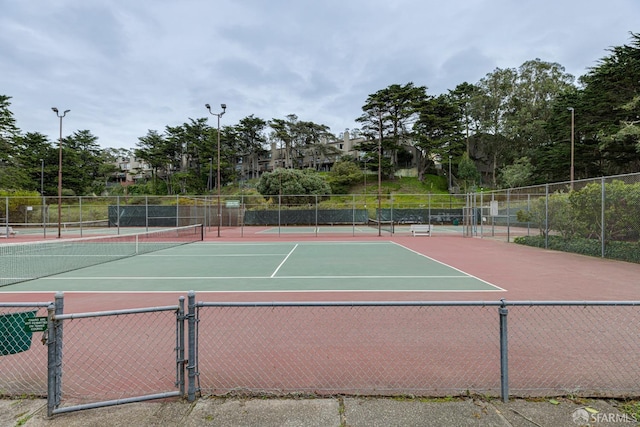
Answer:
top-left (0, 240), bottom-right (503, 293)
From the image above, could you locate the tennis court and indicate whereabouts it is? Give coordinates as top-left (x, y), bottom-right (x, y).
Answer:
top-left (0, 240), bottom-right (503, 293)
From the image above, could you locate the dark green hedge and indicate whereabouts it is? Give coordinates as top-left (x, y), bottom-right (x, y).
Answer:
top-left (514, 235), bottom-right (640, 264)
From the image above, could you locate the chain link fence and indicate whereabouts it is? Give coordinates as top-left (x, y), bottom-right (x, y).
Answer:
top-left (194, 303), bottom-right (500, 397)
top-left (1, 193), bottom-right (470, 239)
top-left (467, 172), bottom-right (640, 262)
top-left (0, 302), bottom-right (50, 397)
top-left (506, 303), bottom-right (640, 396)
top-left (2, 296), bottom-right (639, 416)
top-left (3, 172), bottom-right (639, 245)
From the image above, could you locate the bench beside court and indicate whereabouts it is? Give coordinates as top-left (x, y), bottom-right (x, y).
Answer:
top-left (0, 226), bottom-right (16, 237)
top-left (410, 224), bottom-right (431, 236)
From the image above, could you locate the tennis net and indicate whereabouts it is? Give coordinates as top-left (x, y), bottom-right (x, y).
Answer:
top-left (367, 218), bottom-right (394, 234)
top-left (0, 224), bottom-right (203, 287)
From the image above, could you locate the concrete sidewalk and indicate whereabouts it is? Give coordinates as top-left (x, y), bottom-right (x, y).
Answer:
top-left (2, 396), bottom-right (637, 427)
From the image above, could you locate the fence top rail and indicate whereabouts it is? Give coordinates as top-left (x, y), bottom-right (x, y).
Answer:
top-left (196, 300), bottom-right (640, 308)
top-left (0, 302), bottom-right (52, 308)
top-left (55, 305), bottom-right (180, 321)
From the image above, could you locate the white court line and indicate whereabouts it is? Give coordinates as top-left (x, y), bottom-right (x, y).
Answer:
top-left (140, 254), bottom-right (289, 257)
top-left (39, 275), bottom-right (475, 280)
top-left (271, 244), bottom-right (298, 278)
top-left (0, 289), bottom-right (505, 293)
top-left (390, 241), bottom-right (506, 292)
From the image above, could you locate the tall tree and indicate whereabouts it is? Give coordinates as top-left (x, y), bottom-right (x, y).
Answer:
top-left (506, 59), bottom-right (575, 156)
top-left (357, 82), bottom-right (428, 177)
top-left (13, 132), bottom-right (55, 194)
top-left (449, 82), bottom-right (481, 154)
top-left (135, 130), bottom-right (175, 194)
top-left (578, 32), bottom-right (640, 175)
top-left (269, 115), bottom-right (333, 169)
top-left (412, 94), bottom-right (462, 181)
top-left (234, 115), bottom-right (268, 179)
top-left (0, 95), bottom-right (20, 164)
top-left (471, 67), bottom-right (517, 185)
top-left (63, 130), bottom-right (104, 195)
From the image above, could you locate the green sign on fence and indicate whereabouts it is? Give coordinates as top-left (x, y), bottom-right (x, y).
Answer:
top-left (24, 317), bottom-right (48, 332)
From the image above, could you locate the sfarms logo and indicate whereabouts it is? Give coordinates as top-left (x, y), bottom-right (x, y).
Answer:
top-left (572, 407), bottom-right (637, 425)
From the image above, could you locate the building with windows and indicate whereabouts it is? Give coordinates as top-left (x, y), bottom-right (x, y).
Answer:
top-left (113, 156), bottom-right (152, 185)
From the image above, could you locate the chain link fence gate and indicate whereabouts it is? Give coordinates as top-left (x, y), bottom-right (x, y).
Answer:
top-left (45, 294), bottom-right (187, 417)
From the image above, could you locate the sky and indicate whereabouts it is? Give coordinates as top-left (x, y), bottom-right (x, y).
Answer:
top-left (1, 0), bottom-right (638, 150)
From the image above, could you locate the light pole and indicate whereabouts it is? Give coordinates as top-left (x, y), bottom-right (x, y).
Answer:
top-left (568, 107), bottom-right (575, 190)
top-left (40, 158), bottom-right (44, 196)
top-left (448, 155), bottom-right (453, 210)
top-left (40, 158), bottom-right (46, 237)
top-left (52, 107), bottom-right (69, 238)
top-left (40, 157), bottom-right (45, 227)
top-left (362, 155), bottom-right (368, 195)
top-left (448, 155), bottom-right (452, 192)
top-left (205, 103), bottom-right (226, 237)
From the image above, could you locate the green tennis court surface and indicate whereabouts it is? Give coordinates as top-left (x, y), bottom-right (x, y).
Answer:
top-left (1, 241), bottom-right (503, 293)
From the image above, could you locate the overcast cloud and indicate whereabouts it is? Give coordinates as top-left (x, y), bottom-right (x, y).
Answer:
top-left (1, 0), bottom-right (638, 149)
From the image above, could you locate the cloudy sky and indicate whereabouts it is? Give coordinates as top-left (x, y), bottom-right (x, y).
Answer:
top-left (1, 0), bottom-right (638, 150)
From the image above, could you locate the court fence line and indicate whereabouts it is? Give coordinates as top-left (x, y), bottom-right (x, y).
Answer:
top-left (2, 294), bottom-right (639, 417)
top-left (467, 172), bottom-right (640, 262)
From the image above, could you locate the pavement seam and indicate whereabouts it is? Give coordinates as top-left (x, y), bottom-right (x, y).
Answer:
top-left (484, 400), bottom-right (516, 427)
top-left (177, 400), bottom-right (198, 425)
top-left (338, 396), bottom-right (347, 426)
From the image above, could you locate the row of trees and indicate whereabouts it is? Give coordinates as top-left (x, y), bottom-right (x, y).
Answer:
top-left (1, 33), bottom-right (638, 196)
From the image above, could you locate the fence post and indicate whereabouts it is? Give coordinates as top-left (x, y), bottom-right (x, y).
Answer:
top-left (506, 189), bottom-right (511, 242)
top-left (499, 299), bottom-right (509, 402)
top-left (46, 302), bottom-right (57, 417)
top-left (116, 195), bottom-right (120, 235)
top-left (145, 195), bottom-right (149, 232)
top-left (187, 291), bottom-right (197, 402)
top-left (601, 178), bottom-right (606, 258)
top-left (315, 194), bottom-right (318, 238)
top-left (54, 292), bottom-right (64, 404)
top-left (544, 184), bottom-right (549, 249)
top-left (177, 296), bottom-right (185, 397)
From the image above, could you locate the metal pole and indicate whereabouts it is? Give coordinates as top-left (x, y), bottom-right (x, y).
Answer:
top-left (601, 177), bottom-right (606, 258)
top-left (41, 159), bottom-right (46, 238)
top-left (217, 115), bottom-right (221, 237)
top-left (54, 292), bottom-right (64, 406)
top-left (79, 197), bottom-right (83, 237)
top-left (205, 104), bottom-right (226, 237)
top-left (544, 184), bottom-right (549, 249)
top-left (187, 291), bottom-right (196, 402)
top-left (568, 107), bottom-right (575, 190)
top-left (377, 110), bottom-right (382, 237)
top-left (499, 300), bottom-right (509, 402)
top-left (51, 108), bottom-right (70, 238)
top-left (46, 302), bottom-right (57, 417)
top-left (506, 189), bottom-right (510, 242)
top-left (177, 296), bottom-right (185, 397)
top-left (448, 155), bottom-right (452, 191)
